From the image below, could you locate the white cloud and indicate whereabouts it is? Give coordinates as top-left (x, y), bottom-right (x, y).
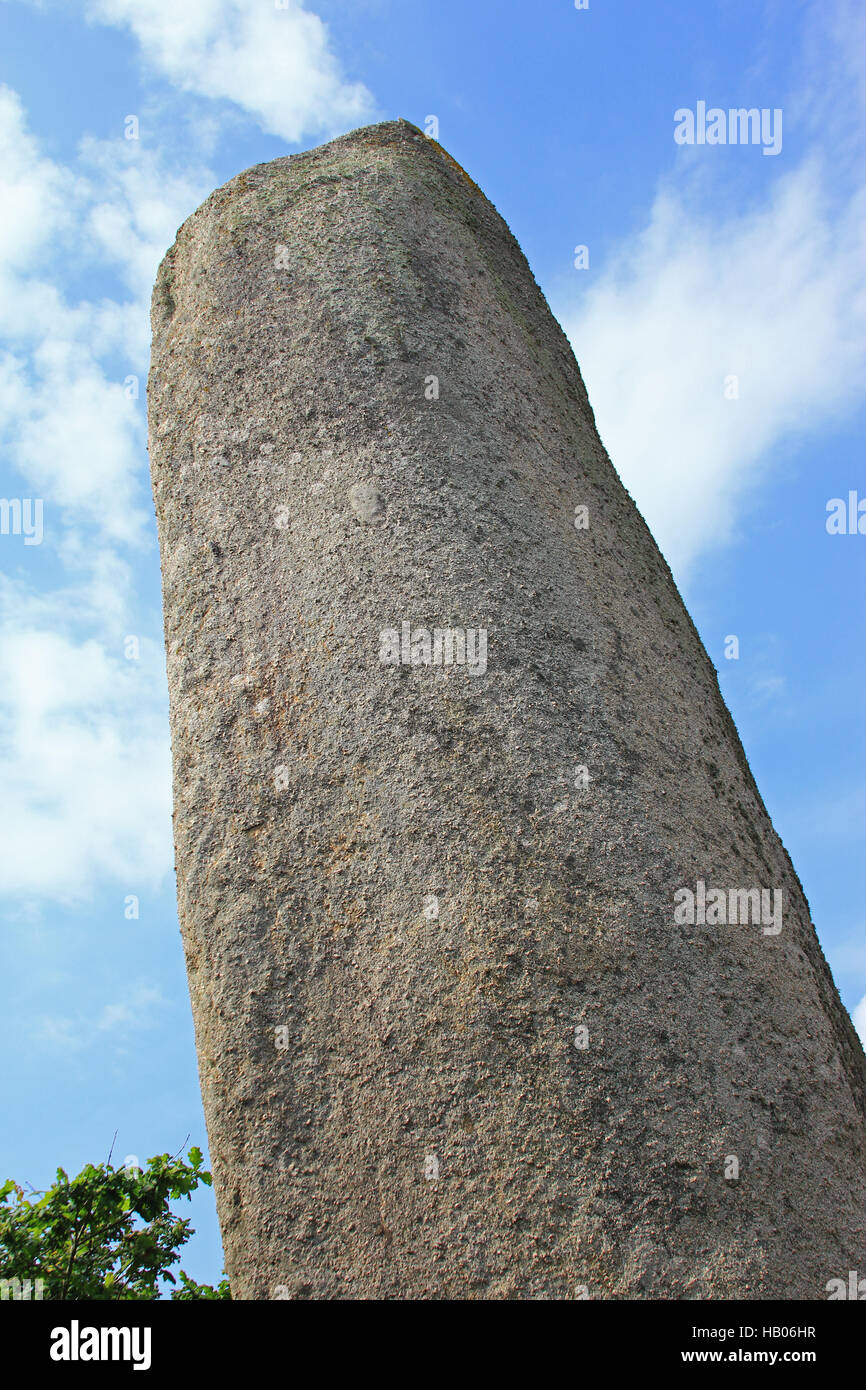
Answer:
top-left (0, 86), bottom-right (180, 904)
top-left (853, 994), bottom-right (866, 1048)
top-left (556, 0), bottom-right (866, 584)
top-left (86, 0), bottom-right (375, 142)
top-left (2, 355), bottom-right (148, 544)
top-left (0, 603), bottom-right (173, 902)
top-left (560, 159), bottom-right (866, 580)
top-left (79, 134), bottom-right (212, 304)
top-left (0, 86), bottom-right (211, 543)
top-left (0, 7), bottom-right (362, 905)
top-left (0, 85), bottom-right (74, 271)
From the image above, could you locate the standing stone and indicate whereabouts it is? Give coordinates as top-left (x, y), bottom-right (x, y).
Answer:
top-left (148, 119), bottom-right (866, 1299)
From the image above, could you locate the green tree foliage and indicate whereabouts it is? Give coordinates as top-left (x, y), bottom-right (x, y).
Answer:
top-left (0, 1146), bottom-right (229, 1300)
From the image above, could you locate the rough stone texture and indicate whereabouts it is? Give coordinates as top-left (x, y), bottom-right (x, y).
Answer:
top-left (148, 119), bottom-right (866, 1299)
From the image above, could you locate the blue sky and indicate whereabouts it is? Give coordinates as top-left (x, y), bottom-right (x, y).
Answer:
top-left (0, 0), bottom-right (863, 1289)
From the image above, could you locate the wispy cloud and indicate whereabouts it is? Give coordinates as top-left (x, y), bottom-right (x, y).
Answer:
top-left (561, 160), bottom-right (866, 580)
top-left (0, 86), bottom-right (211, 542)
top-left (85, 0), bottom-right (375, 141)
top-left (559, 2), bottom-right (866, 582)
top-left (0, 0), bottom-right (380, 906)
top-left (34, 983), bottom-right (168, 1051)
top-left (0, 602), bottom-right (173, 901)
top-left (0, 82), bottom-right (200, 903)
